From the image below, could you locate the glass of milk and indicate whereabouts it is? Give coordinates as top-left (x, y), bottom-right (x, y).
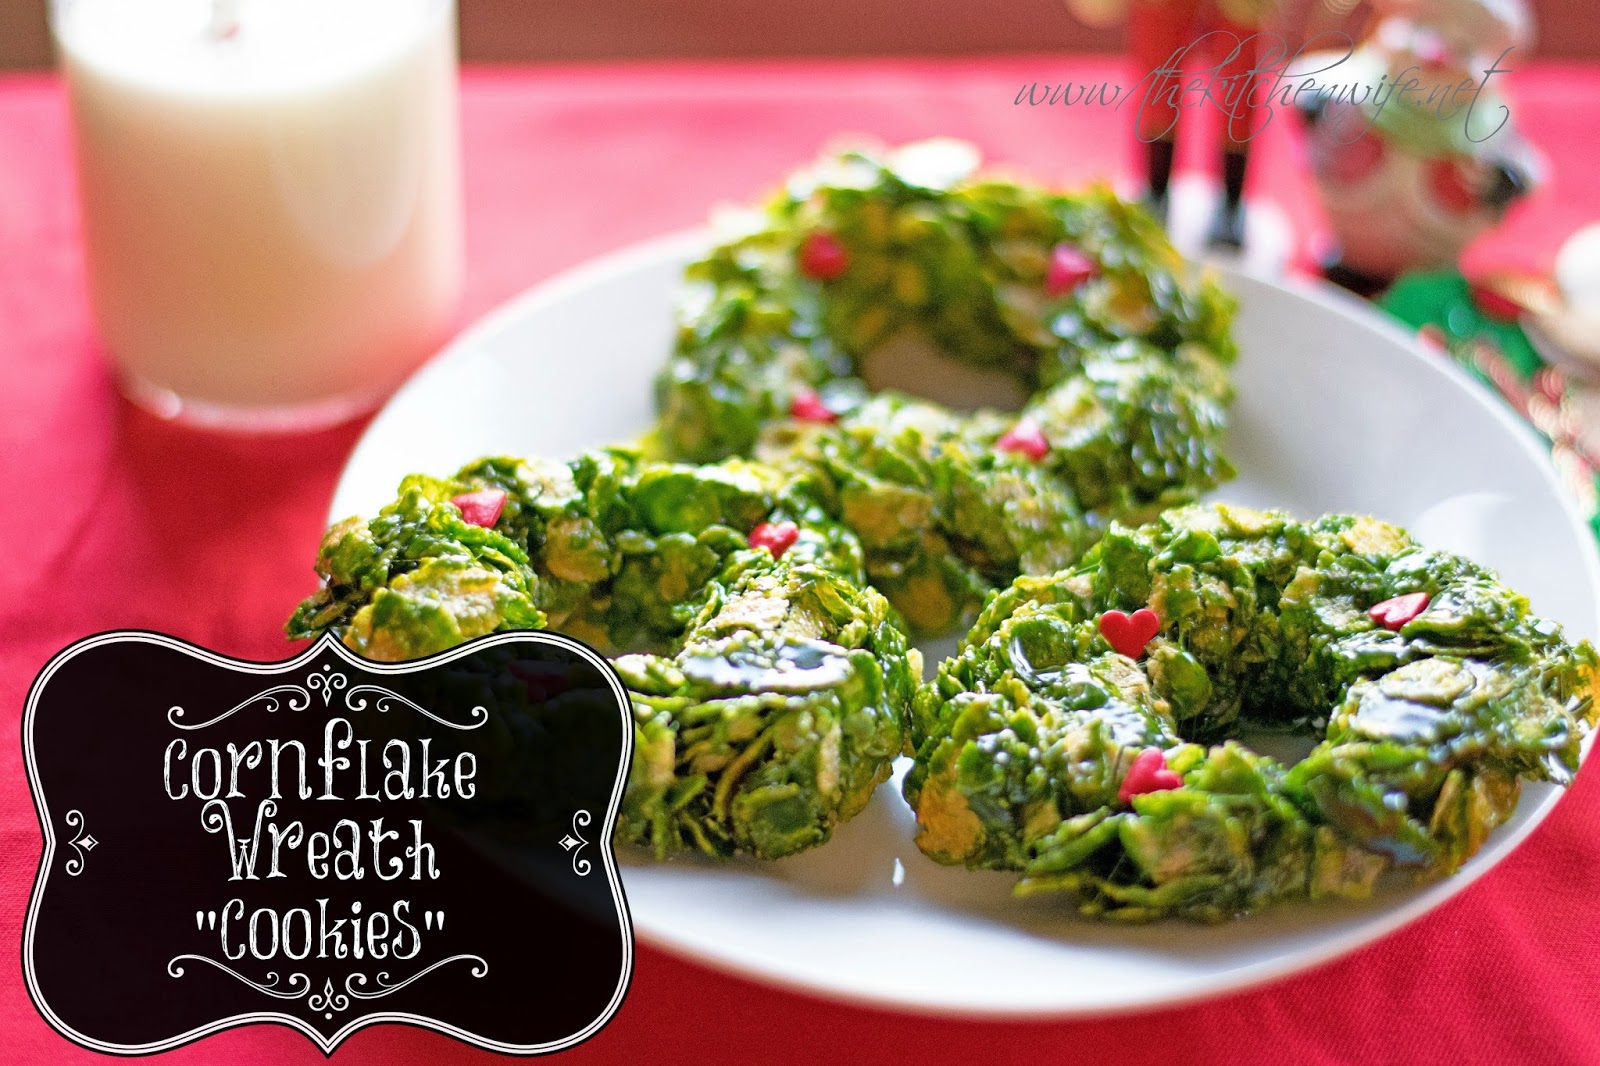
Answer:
top-left (53, 0), bottom-right (464, 431)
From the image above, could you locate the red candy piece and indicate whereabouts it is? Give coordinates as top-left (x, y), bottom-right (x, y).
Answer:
top-left (1369, 592), bottom-right (1430, 631)
top-left (1045, 242), bottom-right (1097, 297)
top-left (997, 420), bottom-right (1050, 461)
top-left (451, 488), bottom-right (507, 528)
top-left (1119, 748), bottom-right (1184, 803)
top-left (1099, 608), bottom-right (1161, 658)
top-left (790, 390), bottom-right (838, 424)
top-left (798, 232), bottom-right (850, 280)
top-left (748, 521), bottom-right (800, 559)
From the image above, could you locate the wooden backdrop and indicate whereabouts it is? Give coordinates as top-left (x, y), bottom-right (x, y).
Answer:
top-left (3, 0), bottom-right (1595, 69)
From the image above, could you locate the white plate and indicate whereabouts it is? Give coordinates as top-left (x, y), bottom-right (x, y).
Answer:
top-left (331, 231), bottom-right (1600, 1016)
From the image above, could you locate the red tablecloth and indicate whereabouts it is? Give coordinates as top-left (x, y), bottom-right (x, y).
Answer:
top-left (4, 57), bottom-right (1600, 1065)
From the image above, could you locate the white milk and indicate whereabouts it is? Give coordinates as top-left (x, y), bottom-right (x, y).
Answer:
top-left (57, 0), bottom-right (463, 428)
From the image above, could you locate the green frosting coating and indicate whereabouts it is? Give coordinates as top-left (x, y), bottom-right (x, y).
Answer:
top-left (287, 143), bottom-right (1594, 918)
top-left (292, 141), bottom-right (1239, 866)
top-left (655, 141), bottom-right (1236, 632)
top-left (905, 503), bottom-right (1598, 921)
top-left (289, 451), bottom-right (917, 861)
top-left (656, 140), bottom-right (1235, 465)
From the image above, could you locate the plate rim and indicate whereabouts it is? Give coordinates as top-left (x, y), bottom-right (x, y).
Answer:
top-left (332, 231), bottom-right (1600, 1017)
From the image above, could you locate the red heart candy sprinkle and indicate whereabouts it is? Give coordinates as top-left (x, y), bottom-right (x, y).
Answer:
top-left (996, 420), bottom-right (1050, 461)
top-left (789, 390), bottom-right (838, 424)
top-left (798, 231), bottom-right (850, 280)
top-left (1369, 592), bottom-right (1430, 631)
top-left (1099, 607), bottom-right (1161, 658)
top-left (748, 521), bottom-right (800, 559)
top-left (1119, 748), bottom-right (1184, 803)
top-left (1045, 242), bottom-right (1097, 297)
top-left (451, 488), bottom-right (507, 528)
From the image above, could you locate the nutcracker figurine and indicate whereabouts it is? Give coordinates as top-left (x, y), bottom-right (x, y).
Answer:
top-left (1302, 0), bottom-right (1539, 295)
top-left (1068, 0), bottom-right (1284, 249)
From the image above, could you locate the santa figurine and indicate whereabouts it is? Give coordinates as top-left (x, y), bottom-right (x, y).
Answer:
top-left (1302, 0), bottom-right (1540, 295)
top-left (1067, 0), bottom-right (1285, 249)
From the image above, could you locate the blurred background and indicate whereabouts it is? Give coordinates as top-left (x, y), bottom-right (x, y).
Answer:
top-left (2, 0), bottom-right (1598, 67)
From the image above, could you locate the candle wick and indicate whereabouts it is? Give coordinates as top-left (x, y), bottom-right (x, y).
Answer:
top-left (209, 0), bottom-right (241, 40)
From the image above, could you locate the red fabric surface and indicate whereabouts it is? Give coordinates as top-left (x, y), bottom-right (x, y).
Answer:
top-left (4, 57), bottom-right (1600, 1065)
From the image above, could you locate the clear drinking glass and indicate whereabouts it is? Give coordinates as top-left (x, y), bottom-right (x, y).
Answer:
top-left (52, 0), bottom-right (464, 431)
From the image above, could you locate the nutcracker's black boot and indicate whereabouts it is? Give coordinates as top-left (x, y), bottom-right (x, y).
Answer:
top-left (1143, 137), bottom-right (1175, 228)
top-left (1207, 147), bottom-right (1249, 250)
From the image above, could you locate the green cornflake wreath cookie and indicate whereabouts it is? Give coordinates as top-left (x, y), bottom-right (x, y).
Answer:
top-left (291, 140), bottom-right (1241, 865)
top-left (289, 142), bottom-right (1595, 914)
top-left (659, 139), bottom-right (1238, 633)
top-left (288, 451), bottom-right (916, 860)
top-left (905, 503), bottom-right (1599, 922)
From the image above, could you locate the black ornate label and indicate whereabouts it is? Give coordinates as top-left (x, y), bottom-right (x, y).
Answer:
top-left (22, 631), bottom-right (633, 1055)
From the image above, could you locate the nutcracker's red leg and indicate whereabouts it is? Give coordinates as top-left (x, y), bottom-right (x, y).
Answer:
top-left (1127, 0), bottom-right (1200, 224)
